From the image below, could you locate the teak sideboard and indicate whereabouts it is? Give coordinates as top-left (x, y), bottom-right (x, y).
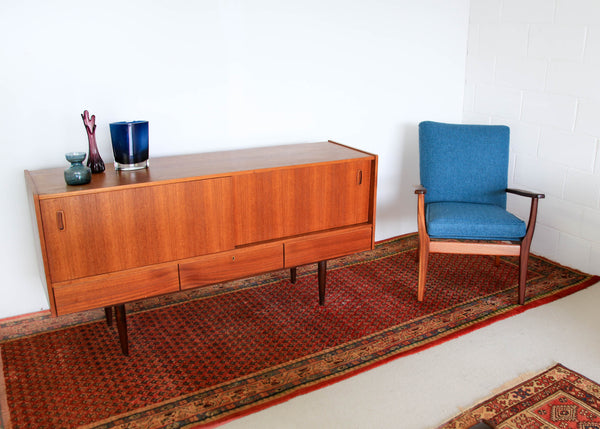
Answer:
top-left (25, 141), bottom-right (378, 354)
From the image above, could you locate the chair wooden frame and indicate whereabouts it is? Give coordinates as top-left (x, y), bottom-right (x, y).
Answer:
top-left (415, 187), bottom-right (545, 305)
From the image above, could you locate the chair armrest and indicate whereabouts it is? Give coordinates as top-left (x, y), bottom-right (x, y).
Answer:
top-left (507, 188), bottom-right (544, 250)
top-left (415, 185), bottom-right (427, 195)
top-left (506, 188), bottom-right (545, 199)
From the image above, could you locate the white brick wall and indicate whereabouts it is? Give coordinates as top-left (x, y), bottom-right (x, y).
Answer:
top-left (465, 0), bottom-right (600, 274)
top-left (529, 25), bottom-right (586, 60)
top-left (521, 92), bottom-right (577, 130)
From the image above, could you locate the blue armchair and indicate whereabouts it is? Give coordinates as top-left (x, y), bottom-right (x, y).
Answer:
top-left (415, 121), bottom-right (545, 304)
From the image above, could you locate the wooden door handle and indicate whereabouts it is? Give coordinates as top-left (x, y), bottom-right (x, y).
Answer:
top-left (56, 211), bottom-right (65, 231)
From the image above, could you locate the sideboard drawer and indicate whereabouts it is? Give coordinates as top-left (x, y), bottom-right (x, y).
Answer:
top-left (179, 242), bottom-right (284, 290)
top-left (53, 265), bottom-right (180, 315)
top-left (284, 225), bottom-right (373, 268)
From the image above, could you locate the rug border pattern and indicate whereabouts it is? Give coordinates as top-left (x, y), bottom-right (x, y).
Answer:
top-left (438, 363), bottom-right (600, 429)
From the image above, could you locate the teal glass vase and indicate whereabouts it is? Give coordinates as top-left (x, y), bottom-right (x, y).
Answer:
top-left (64, 152), bottom-right (92, 185)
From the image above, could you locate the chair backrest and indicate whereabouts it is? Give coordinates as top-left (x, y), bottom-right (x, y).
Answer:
top-left (419, 121), bottom-right (510, 208)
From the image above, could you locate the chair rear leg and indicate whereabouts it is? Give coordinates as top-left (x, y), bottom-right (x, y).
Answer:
top-left (517, 195), bottom-right (541, 305)
top-left (518, 250), bottom-right (529, 305)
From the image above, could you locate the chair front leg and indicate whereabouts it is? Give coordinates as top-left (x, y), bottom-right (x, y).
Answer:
top-left (418, 240), bottom-right (429, 301)
top-left (415, 189), bottom-right (430, 301)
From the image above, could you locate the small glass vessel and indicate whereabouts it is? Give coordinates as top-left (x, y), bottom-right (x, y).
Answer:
top-left (109, 121), bottom-right (149, 170)
top-left (64, 152), bottom-right (92, 185)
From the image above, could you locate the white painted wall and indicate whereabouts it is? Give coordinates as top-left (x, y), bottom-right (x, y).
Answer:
top-left (0, 1), bottom-right (470, 318)
top-left (465, 0), bottom-right (600, 275)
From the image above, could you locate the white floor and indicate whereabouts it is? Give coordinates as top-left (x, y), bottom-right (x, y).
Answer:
top-left (222, 280), bottom-right (600, 429)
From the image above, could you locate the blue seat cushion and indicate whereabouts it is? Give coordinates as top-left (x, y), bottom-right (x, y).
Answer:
top-left (426, 202), bottom-right (526, 240)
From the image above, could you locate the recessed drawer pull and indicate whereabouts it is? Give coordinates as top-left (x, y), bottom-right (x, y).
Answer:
top-left (56, 211), bottom-right (65, 231)
top-left (357, 170), bottom-right (363, 185)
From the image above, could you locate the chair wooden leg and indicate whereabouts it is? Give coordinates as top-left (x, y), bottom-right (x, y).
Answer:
top-left (415, 192), bottom-right (430, 301)
top-left (518, 250), bottom-right (529, 305)
top-left (417, 242), bottom-right (429, 301)
top-left (290, 267), bottom-right (297, 284)
top-left (416, 239), bottom-right (420, 262)
top-left (495, 255), bottom-right (501, 266)
top-left (517, 195), bottom-right (541, 305)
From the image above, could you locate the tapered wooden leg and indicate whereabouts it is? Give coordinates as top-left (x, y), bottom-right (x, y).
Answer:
top-left (517, 196), bottom-right (540, 305)
top-left (318, 260), bottom-right (327, 306)
top-left (416, 240), bottom-right (420, 263)
top-left (495, 255), bottom-right (501, 266)
top-left (115, 304), bottom-right (129, 356)
top-left (417, 243), bottom-right (429, 302)
top-left (290, 267), bottom-right (297, 284)
top-left (104, 306), bottom-right (113, 326)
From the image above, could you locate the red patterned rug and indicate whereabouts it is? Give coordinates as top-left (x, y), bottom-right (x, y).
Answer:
top-left (438, 364), bottom-right (600, 428)
top-left (0, 233), bottom-right (598, 428)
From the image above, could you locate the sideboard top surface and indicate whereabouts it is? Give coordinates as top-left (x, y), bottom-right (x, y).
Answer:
top-left (26, 141), bottom-right (375, 198)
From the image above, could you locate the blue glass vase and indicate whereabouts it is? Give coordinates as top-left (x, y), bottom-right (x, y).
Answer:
top-left (64, 152), bottom-right (92, 185)
top-left (109, 121), bottom-right (149, 170)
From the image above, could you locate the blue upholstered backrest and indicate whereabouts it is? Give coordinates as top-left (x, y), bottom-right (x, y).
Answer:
top-left (419, 121), bottom-right (510, 208)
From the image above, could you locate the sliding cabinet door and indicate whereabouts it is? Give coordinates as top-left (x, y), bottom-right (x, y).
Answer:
top-left (233, 159), bottom-right (372, 245)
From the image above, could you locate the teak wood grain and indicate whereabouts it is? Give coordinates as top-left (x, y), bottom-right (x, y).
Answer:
top-left (39, 177), bottom-right (235, 282)
top-left (25, 141), bottom-right (378, 351)
top-left (233, 159), bottom-right (372, 245)
top-left (53, 264), bottom-right (180, 315)
top-left (179, 242), bottom-right (284, 290)
top-left (284, 225), bottom-right (373, 268)
top-left (25, 141), bottom-right (373, 197)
